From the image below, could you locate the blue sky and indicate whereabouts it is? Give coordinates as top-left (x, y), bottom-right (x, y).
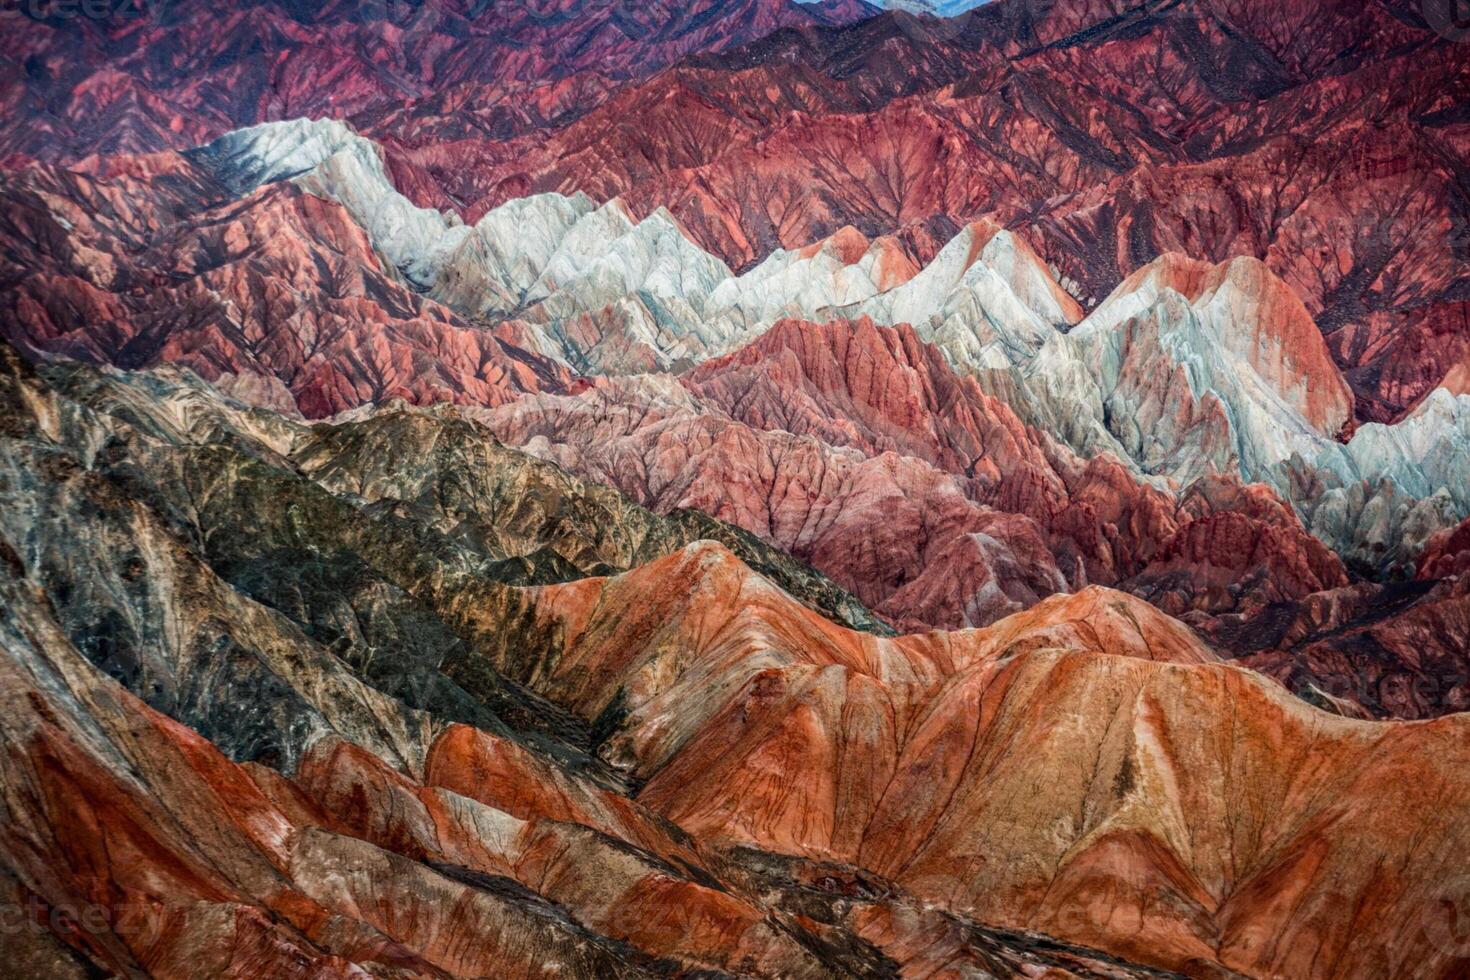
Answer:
top-left (802, 0), bottom-right (990, 12)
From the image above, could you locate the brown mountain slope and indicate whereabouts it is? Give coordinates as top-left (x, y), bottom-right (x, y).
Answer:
top-left (465, 541), bottom-right (1470, 979)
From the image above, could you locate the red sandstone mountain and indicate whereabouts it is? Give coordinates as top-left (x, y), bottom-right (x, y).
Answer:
top-left (9, 478), bottom-right (1468, 978)
top-left (0, 345), bottom-right (1303, 978)
top-left (1233, 578), bottom-right (1470, 719)
top-left (481, 542), bottom-right (1470, 978)
top-left (0, 0), bottom-right (872, 162)
top-left (0, 151), bottom-right (569, 415)
top-left (3, 3), bottom-right (1469, 974)
top-left (489, 316), bottom-right (1349, 626)
top-left (372, 0), bottom-right (1470, 423)
top-left (1, 133), bottom-right (1459, 717)
top-left (1420, 515), bottom-right (1470, 581)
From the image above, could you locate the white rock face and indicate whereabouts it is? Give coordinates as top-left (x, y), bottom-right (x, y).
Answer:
top-left (439, 197), bottom-right (745, 373)
top-left (865, 220), bottom-right (1079, 327)
top-left (838, 220), bottom-right (1084, 369)
top-left (1058, 277), bottom-right (1335, 486)
top-left (189, 122), bottom-right (1089, 378)
top-left (1305, 479), bottom-right (1458, 574)
top-left (1081, 255), bottom-right (1354, 436)
top-left (951, 253), bottom-right (1364, 494)
top-left (706, 226), bottom-right (915, 323)
top-left (1336, 389), bottom-right (1470, 509)
top-left (193, 118), bottom-right (470, 289)
top-left (193, 119), bottom-right (747, 374)
top-left (433, 192), bottom-right (599, 315)
top-left (526, 204), bottom-right (727, 308)
top-left (928, 250), bottom-right (1470, 565)
top-left (189, 117), bottom-right (364, 193)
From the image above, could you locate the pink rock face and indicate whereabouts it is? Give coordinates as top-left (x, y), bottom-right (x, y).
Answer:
top-left (0, 0), bottom-right (871, 163)
top-left (0, 157), bottom-right (569, 416)
top-left (486, 317), bottom-right (1349, 630)
top-left (487, 372), bottom-right (1071, 630)
top-left (684, 316), bottom-right (1067, 496)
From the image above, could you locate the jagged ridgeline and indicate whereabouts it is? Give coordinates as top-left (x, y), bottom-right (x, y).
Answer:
top-left (3, 0), bottom-right (1470, 975)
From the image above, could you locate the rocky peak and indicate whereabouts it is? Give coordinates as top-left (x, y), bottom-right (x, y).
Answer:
top-left (1087, 253), bottom-right (1354, 438)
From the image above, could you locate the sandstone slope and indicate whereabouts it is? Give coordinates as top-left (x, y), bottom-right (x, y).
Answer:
top-left (465, 539), bottom-right (1470, 979)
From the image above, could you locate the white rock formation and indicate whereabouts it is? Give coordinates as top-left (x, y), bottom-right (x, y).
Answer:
top-left (706, 225), bottom-right (916, 323)
top-left (192, 118), bottom-right (471, 289)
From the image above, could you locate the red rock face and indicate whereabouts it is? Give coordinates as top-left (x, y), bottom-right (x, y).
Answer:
top-left (1231, 577), bottom-right (1470, 720)
top-left (1125, 476), bottom-right (1352, 617)
top-left (485, 317), bottom-right (1352, 633)
top-left (368, 0), bottom-right (1468, 422)
top-left (494, 542), bottom-right (1470, 978)
top-left (0, 0), bottom-right (871, 163)
top-left (0, 546), bottom-right (1206, 979)
top-left (0, 155), bottom-right (569, 416)
top-left (1420, 515), bottom-right (1470, 581)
